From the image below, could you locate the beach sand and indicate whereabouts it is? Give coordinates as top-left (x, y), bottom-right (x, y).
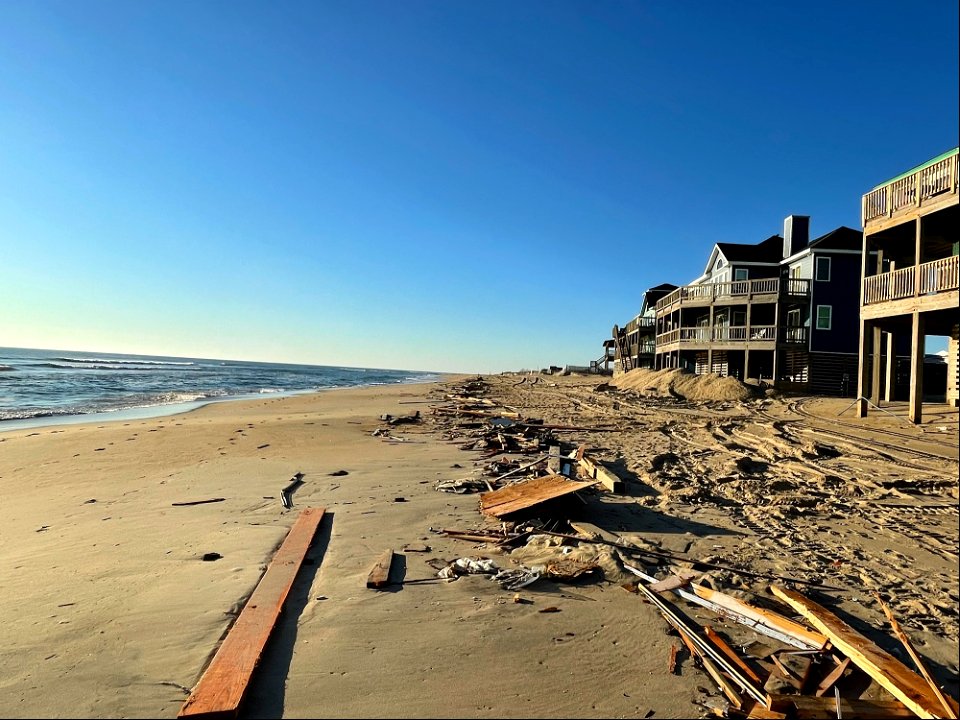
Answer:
top-left (1, 374), bottom-right (957, 718)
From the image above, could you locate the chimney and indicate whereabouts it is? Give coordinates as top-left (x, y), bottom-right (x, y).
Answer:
top-left (783, 215), bottom-right (810, 258)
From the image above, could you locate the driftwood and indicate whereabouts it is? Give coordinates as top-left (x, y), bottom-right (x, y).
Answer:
top-left (172, 498), bottom-right (226, 507)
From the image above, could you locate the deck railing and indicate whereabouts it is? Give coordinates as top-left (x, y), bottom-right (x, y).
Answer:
top-left (656, 325), bottom-right (781, 345)
top-left (863, 256), bottom-right (958, 304)
top-left (862, 151), bottom-right (959, 224)
top-left (655, 278), bottom-right (809, 312)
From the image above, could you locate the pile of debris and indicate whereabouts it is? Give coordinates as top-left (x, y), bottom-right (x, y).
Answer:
top-left (373, 375), bottom-right (960, 719)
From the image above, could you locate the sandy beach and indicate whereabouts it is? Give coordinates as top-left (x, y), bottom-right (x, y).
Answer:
top-left (1, 374), bottom-right (957, 719)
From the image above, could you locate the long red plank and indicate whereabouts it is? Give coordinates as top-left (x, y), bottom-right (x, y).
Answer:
top-left (178, 507), bottom-right (326, 719)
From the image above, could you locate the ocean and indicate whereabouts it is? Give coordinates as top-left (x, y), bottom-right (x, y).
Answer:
top-left (0, 347), bottom-right (440, 430)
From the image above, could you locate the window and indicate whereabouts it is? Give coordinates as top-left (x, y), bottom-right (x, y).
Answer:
top-left (733, 268), bottom-right (749, 281)
top-left (816, 305), bottom-right (832, 330)
top-left (791, 265), bottom-right (802, 279)
top-left (815, 256), bottom-right (831, 282)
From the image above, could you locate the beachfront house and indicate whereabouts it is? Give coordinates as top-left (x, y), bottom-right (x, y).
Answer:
top-left (612, 284), bottom-right (677, 373)
top-left (856, 148), bottom-right (959, 423)
top-left (653, 216), bottom-right (868, 395)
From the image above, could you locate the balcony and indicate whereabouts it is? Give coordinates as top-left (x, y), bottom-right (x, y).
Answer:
top-left (862, 149), bottom-right (958, 228)
top-left (655, 278), bottom-right (810, 314)
top-left (862, 256), bottom-right (959, 307)
top-left (655, 325), bottom-right (808, 349)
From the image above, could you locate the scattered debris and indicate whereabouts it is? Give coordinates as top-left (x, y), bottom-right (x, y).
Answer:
top-left (366, 549), bottom-right (395, 589)
top-left (172, 498), bottom-right (226, 507)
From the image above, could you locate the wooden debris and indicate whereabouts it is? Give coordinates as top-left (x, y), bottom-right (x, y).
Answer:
top-left (668, 643), bottom-right (680, 675)
top-left (692, 584), bottom-right (828, 650)
top-left (635, 582), bottom-right (768, 705)
top-left (761, 694), bottom-right (917, 719)
top-left (770, 585), bottom-right (956, 720)
top-left (178, 507), bottom-right (326, 719)
top-left (280, 472), bottom-right (305, 509)
top-left (814, 656), bottom-right (850, 697)
top-left (479, 474), bottom-right (598, 519)
top-left (577, 452), bottom-right (624, 493)
top-left (649, 569), bottom-right (699, 593)
top-left (172, 498), bottom-right (226, 507)
top-left (704, 626), bottom-right (764, 686)
top-left (366, 550), bottom-right (395, 589)
top-left (875, 593), bottom-right (959, 719)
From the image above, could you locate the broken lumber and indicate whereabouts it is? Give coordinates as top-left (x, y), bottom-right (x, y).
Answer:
top-left (770, 585), bottom-right (958, 720)
top-left (704, 626), bottom-right (764, 686)
top-left (814, 656), bottom-right (850, 697)
top-left (636, 582), bottom-right (767, 706)
top-left (577, 453), bottom-right (623, 493)
top-left (623, 564), bottom-right (818, 650)
top-left (548, 528), bottom-right (845, 592)
top-left (765, 694), bottom-right (916, 719)
top-left (692, 584), bottom-right (828, 650)
top-left (366, 549), bottom-right (395, 589)
top-left (178, 507), bottom-right (326, 719)
top-left (479, 475), bottom-right (598, 519)
top-left (875, 594), bottom-right (959, 719)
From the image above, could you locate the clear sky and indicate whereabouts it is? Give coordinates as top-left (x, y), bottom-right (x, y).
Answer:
top-left (1, 1), bottom-right (957, 372)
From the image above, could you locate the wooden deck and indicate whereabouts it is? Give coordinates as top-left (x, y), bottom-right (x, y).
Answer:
top-left (656, 278), bottom-right (809, 313)
top-left (862, 149), bottom-right (958, 230)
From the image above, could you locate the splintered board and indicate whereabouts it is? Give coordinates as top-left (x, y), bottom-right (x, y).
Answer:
top-left (479, 474), bottom-right (597, 519)
top-left (178, 507), bottom-right (327, 719)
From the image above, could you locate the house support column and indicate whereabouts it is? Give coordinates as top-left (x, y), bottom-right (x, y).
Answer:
top-left (870, 324), bottom-right (883, 406)
top-left (707, 349), bottom-right (713, 375)
top-left (856, 318), bottom-right (870, 417)
top-left (884, 331), bottom-right (895, 402)
top-left (908, 312), bottom-right (925, 424)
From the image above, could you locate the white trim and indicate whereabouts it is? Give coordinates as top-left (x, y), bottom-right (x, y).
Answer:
top-left (815, 305), bottom-right (832, 331)
top-left (815, 256), bottom-right (832, 282)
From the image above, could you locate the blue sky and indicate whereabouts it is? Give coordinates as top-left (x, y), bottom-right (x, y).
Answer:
top-left (1, 1), bottom-right (957, 372)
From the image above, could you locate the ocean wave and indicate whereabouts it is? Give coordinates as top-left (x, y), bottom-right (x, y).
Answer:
top-left (258, 388), bottom-right (285, 393)
top-left (55, 357), bottom-right (194, 366)
top-left (35, 363), bottom-right (153, 371)
top-left (0, 390), bottom-right (229, 421)
top-left (0, 365), bottom-right (14, 372)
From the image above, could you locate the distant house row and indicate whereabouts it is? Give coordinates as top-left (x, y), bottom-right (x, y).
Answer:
top-left (609, 147), bottom-right (958, 422)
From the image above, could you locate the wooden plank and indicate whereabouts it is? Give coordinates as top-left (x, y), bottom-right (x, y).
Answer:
top-left (703, 626), bottom-right (763, 685)
top-left (876, 594), bottom-right (960, 719)
top-left (636, 582), bottom-right (768, 705)
top-left (479, 475), bottom-right (597, 519)
top-left (692, 584), bottom-right (828, 650)
top-left (769, 694), bottom-right (916, 719)
top-left (770, 585), bottom-right (952, 719)
top-left (578, 453), bottom-right (623, 493)
top-left (366, 549), bottom-right (395, 589)
top-left (814, 656), bottom-right (850, 697)
top-left (179, 507), bottom-right (326, 719)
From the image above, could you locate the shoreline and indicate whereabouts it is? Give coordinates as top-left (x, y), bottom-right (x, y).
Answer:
top-left (0, 375), bottom-right (452, 434)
